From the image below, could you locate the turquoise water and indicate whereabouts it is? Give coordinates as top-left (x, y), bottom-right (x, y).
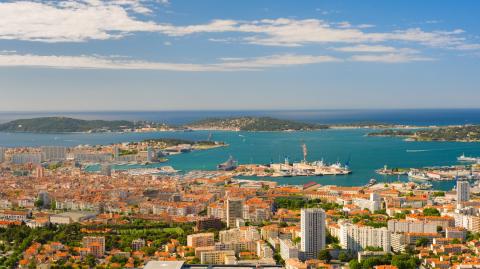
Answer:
top-left (2, 129), bottom-right (479, 191)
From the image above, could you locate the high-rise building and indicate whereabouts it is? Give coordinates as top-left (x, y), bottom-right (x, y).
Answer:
top-left (457, 180), bottom-right (470, 203)
top-left (0, 147), bottom-right (5, 163)
top-left (35, 165), bottom-right (45, 179)
top-left (300, 208), bottom-right (326, 260)
top-left (146, 146), bottom-right (155, 162)
top-left (11, 153), bottom-right (42, 164)
top-left (113, 146), bottom-right (120, 161)
top-left (101, 164), bottom-right (112, 176)
top-left (41, 146), bottom-right (67, 161)
top-left (226, 198), bottom-right (244, 228)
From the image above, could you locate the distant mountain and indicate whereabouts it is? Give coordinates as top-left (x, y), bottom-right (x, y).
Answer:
top-left (0, 117), bottom-right (134, 133)
top-left (185, 116), bottom-right (328, 131)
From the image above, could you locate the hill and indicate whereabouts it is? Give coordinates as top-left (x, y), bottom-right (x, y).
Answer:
top-left (0, 117), bottom-right (134, 133)
top-left (368, 125), bottom-right (480, 142)
top-left (184, 117), bottom-right (328, 131)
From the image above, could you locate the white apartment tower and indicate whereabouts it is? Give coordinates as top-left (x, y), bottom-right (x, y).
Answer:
top-left (339, 220), bottom-right (391, 253)
top-left (300, 208), bottom-right (326, 260)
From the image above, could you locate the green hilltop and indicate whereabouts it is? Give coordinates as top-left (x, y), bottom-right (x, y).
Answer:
top-left (185, 116), bottom-right (328, 131)
top-left (0, 117), bottom-right (134, 133)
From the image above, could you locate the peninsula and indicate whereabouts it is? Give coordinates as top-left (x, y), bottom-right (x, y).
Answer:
top-left (368, 125), bottom-right (480, 142)
top-left (184, 116), bottom-right (328, 131)
top-left (0, 117), bottom-right (172, 133)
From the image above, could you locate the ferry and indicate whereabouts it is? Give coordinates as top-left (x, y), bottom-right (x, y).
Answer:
top-left (217, 156), bottom-right (238, 171)
top-left (458, 154), bottom-right (479, 163)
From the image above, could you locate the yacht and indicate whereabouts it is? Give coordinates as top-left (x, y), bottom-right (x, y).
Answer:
top-left (458, 153), bottom-right (479, 162)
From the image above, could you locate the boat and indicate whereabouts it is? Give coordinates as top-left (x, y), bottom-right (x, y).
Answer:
top-left (416, 183), bottom-right (433, 190)
top-left (217, 156), bottom-right (238, 171)
top-left (457, 153), bottom-right (479, 162)
top-left (408, 169), bottom-right (430, 182)
top-left (365, 178), bottom-right (377, 187)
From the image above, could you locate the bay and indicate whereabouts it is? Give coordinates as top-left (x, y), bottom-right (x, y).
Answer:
top-left (1, 128), bottom-right (479, 191)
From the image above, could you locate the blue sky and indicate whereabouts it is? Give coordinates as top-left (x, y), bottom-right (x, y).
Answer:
top-left (0, 0), bottom-right (479, 111)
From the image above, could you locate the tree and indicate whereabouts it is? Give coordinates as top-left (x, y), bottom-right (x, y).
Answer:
top-left (318, 249), bottom-right (332, 263)
top-left (349, 260), bottom-right (361, 269)
top-left (451, 238), bottom-right (461, 244)
top-left (34, 199), bottom-right (44, 208)
top-left (415, 237), bottom-right (430, 247)
top-left (85, 254), bottom-right (96, 268)
top-left (338, 251), bottom-right (354, 262)
top-left (423, 208), bottom-right (440, 216)
top-left (391, 254), bottom-right (419, 269)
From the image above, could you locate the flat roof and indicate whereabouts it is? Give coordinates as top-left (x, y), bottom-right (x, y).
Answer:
top-left (143, 261), bottom-right (283, 269)
top-left (144, 261), bottom-right (185, 269)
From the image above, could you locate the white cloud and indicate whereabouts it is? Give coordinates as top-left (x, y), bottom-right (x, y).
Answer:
top-left (350, 53), bottom-right (434, 63)
top-left (0, 1), bottom-right (161, 42)
top-left (333, 45), bottom-right (418, 54)
top-left (0, 1), bottom-right (478, 55)
top-left (159, 18), bottom-right (479, 50)
top-left (334, 45), bottom-right (398, 53)
top-left (0, 52), bottom-right (340, 71)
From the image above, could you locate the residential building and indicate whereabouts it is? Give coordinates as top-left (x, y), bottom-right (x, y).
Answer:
top-left (131, 238), bottom-right (146, 251)
top-left (82, 236), bottom-right (105, 257)
top-left (41, 146), bottom-right (67, 161)
top-left (387, 219), bottom-right (437, 234)
top-left (187, 233), bottom-right (215, 248)
top-left (200, 250), bottom-right (235, 264)
top-left (280, 239), bottom-right (299, 261)
top-left (457, 180), bottom-right (471, 203)
top-left (300, 208), bottom-right (326, 260)
top-left (226, 198), bottom-right (244, 228)
top-left (339, 220), bottom-right (391, 253)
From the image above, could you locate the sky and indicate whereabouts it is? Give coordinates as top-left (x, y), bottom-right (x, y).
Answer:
top-left (0, 0), bottom-right (479, 111)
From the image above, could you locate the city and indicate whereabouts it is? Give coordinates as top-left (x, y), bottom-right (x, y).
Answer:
top-left (2, 0), bottom-right (480, 269)
top-left (1, 143), bottom-right (480, 268)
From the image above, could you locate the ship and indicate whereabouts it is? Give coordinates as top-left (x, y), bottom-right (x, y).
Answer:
top-left (457, 153), bottom-right (479, 163)
top-left (365, 178), bottom-right (377, 187)
top-left (408, 169), bottom-right (430, 182)
top-left (416, 182), bottom-right (433, 190)
top-left (217, 156), bottom-right (238, 171)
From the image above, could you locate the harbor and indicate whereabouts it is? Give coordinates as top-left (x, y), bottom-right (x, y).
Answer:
top-left (228, 144), bottom-right (351, 177)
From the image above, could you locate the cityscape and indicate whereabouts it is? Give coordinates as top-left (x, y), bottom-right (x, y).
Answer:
top-left (2, 1), bottom-right (480, 269)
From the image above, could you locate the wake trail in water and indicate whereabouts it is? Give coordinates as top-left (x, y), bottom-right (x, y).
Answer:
top-left (406, 147), bottom-right (472, 153)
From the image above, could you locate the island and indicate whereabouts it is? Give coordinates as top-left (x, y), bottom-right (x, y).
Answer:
top-left (184, 116), bottom-right (328, 131)
top-left (368, 125), bottom-right (480, 142)
top-left (0, 117), bottom-right (173, 133)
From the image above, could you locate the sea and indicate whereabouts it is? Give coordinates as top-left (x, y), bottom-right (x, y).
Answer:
top-left (1, 109), bottom-right (480, 191)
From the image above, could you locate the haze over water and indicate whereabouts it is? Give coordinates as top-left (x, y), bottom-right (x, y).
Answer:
top-left (1, 109), bottom-right (480, 125)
